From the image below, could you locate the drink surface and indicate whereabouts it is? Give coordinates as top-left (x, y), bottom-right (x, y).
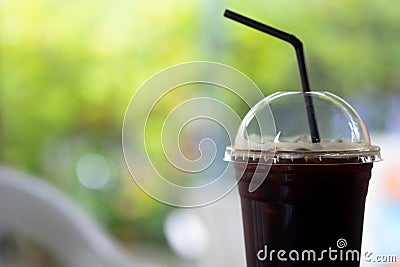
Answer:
top-left (235, 159), bottom-right (373, 267)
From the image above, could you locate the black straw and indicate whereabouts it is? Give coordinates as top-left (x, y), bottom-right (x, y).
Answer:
top-left (224, 9), bottom-right (320, 143)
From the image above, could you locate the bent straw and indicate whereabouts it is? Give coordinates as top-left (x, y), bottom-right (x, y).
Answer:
top-left (224, 9), bottom-right (320, 143)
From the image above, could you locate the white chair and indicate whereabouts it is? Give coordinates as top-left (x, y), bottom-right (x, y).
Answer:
top-left (0, 165), bottom-right (146, 267)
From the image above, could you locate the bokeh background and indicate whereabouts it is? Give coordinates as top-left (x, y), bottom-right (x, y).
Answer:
top-left (0, 0), bottom-right (399, 266)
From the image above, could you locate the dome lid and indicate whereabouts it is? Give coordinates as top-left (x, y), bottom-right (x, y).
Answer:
top-left (225, 91), bottom-right (381, 163)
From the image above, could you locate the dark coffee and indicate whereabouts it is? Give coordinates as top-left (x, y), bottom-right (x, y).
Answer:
top-left (235, 158), bottom-right (373, 267)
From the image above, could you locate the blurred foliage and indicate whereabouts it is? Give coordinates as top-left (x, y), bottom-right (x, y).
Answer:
top-left (0, 0), bottom-right (399, 252)
top-left (0, 232), bottom-right (65, 267)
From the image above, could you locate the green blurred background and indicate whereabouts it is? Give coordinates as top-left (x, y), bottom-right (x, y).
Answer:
top-left (1, 0), bottom-right (399, 265)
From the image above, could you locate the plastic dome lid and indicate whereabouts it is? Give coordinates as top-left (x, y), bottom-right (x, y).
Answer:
top-left (225, 91), bottom-right (381, 163)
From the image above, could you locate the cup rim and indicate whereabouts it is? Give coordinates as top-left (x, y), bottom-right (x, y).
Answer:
top-left (224, 145), bottom-right (381, 164)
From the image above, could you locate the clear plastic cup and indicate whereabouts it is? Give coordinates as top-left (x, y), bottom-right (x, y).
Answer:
top-left (224, 91), bottom-right (381, 267)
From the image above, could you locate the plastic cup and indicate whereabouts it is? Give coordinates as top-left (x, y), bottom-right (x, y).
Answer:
top-left (224, 92), bottom-right (381, 267)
